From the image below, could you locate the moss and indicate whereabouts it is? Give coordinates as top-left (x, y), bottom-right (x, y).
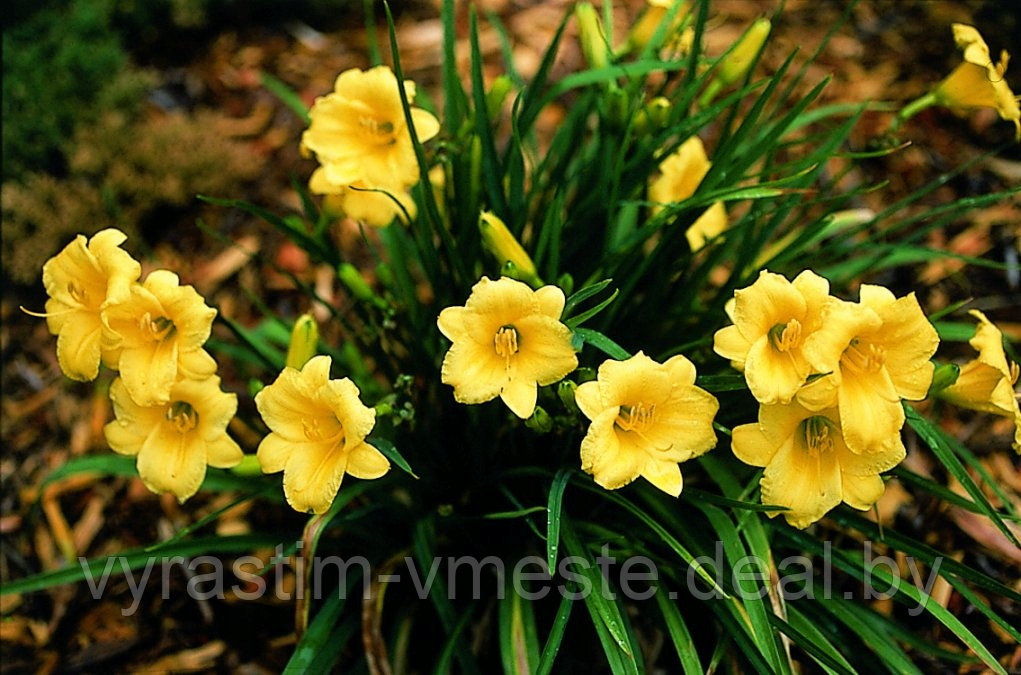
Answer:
top-left (3, 110), bottom-right (263, 285)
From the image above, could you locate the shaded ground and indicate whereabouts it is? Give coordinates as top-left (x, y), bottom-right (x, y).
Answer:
top-left (2, 0), bottom-right (1019, 671)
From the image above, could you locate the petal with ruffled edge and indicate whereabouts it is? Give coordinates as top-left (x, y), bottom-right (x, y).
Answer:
top-left (804, 300), bottom-right (881, 374)
top-left (744, 334), bottom-right (809, 405)
top-left (867, 292), bottom-right (938, 401)
top-left (581, 407), bottom-right (643, 490)
top-left (118, 339), bottom-right (180, 406)
top-left (55, 311), bottom-right (104, 381)
top-left (513, 314), bottom-right (577, 386)
top-left (282, 441), bottom-right (349, 514)
top-left (574, 380), bottom-right (605, 421)
top-left (732, 271), bottom-right (807, 343)
top-left (137, 423), bottom-right (208, 502)
top-left (838, 368), bottom-right (904, 455)
top-left (322, 377), bottom-right (376, 446)
top-left (346, 441), bottom-right (390, 479)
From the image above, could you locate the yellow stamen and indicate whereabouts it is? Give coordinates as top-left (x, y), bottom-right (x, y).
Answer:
top-left (359, 116), bottom-right (395, 137)
top-left (67, 281), bottom-right (88, 305)
top-left (166, 401), bottom-right (199, 433)
top-left (616, 403), bottom-right (656, 433)
top-left (494, 325), bottom-right (520, 360)
top-left (842, 338), bottom-right (885, 373)
top-left (140, 313), bottom-right (176, 342)
top-left (767, 319), bottom-right (802, 353)
top-left (803, 416), bottom-right (834, 454)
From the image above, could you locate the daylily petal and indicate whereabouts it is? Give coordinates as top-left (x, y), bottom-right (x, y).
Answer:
top-left (137, 423), bottom-right (207, 502)
top-left (581, 408), bottom-right (642, 490)
top-left (867, 293), bottom-right (938, 400)
top-left (118, 339), bottom-right (179, 406)
top-left (840, 473), bottom-right (886, 511)
top-left (642, 458), bottom-right (683, 497)
top-left (257, 433), bottom-right (293, 474)
top-left (713, 325), bottom-right (751, 369)
top-left (500, 373), bottom-right (538, 419)
top-left (55, 312), bottom-right (104, 381)
top-left (838, 368), bottom-right (904, 455)
top-left (346, 441), bottom-right (391, 479)
top-left (732, 270), bottom-right (806, 341)
top-left (533, 285), bottom-right (567, 319)
top-left (283, 441), bottom-right (349, 514)
top-left (761, 437), bottom-right (841, 529)
top-left (514, 314), bottom-right (578, 386)
top-left (744, 334), bottom-right (809, 405)
top-left (731, 423), bottom-right (777, 467)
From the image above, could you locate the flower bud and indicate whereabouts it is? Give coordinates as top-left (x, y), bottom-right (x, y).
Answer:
top-left (479, 211), bottom-right (541, 286)
top-left (626, 0), bottom-right (689, 55)
top-left (576, 3), bottom-right (610, 71)
top-left (634, 96), bottom-right (672, 134)
top-left (339, 262), bottom-right (388, 309)
top-left (285, 313), bottom-right (319, 370)
top-left (486, 75), bottom-right (514, 120)
top-left (717, 18), bottom-right (771, 86)
top-left (558, 380), bottom-right (580, 415)
top-left (928, 363), bottom-right (961, 398)
top-left (525, 405), bottom-right (554, 433)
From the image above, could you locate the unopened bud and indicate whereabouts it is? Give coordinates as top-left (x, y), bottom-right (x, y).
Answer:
top-left (525, 405), bottom-right (553, 433)
top-left (929, 363), bottom-right (962, 399)
top-left (486, 75), bottom-right (514, 120)
top-left (717, 18), bottom-right (771, 86)
top-left (558, 380), bottom-right (580, 415)
top-left (634, 96), bottom-right (672, 134)
top-left (285, 313), bottom-right (319, 370)
top-left (339, 262), bottom-right (387, 309)
top-left (625, 0), bottom-right (689, 55)
top-left (479, 211), bottom-right (541, 286)
top-left (576, 3), bottom-right (610, 71)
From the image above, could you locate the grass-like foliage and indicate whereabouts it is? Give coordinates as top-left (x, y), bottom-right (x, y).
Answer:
top-left (7, 0), bottom-right (1020, 672)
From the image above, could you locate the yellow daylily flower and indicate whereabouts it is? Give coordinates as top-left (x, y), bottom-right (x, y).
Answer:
top-left (35, 229), bottom-right (141, 381)
top-left (105, 375), bottom-right (242, 502)
top-left (437, 277), bottom-right (578, 419)
top-left (301, 66), bottom-right (441, 190)
top-left (799, 285), bottom-right (939, 455)
top-left (309, 167), bottom-right (415, 227)
top-left (939, 310), bottom-right (1021, 451)
top-left (934, 24), bottom-right (1020, 139)
top-left (732, 400), bottom-right (905, 528)
top-left (103, 270), bottom-right (218, 406)
top-left (575, 352), bottom-right (718, 496)
top-left (648, 136), bottom-right (728, 251)
top-left (713, 270), bottom-right (831, 404)
top-left (255, 355), bottom-right (389, 514)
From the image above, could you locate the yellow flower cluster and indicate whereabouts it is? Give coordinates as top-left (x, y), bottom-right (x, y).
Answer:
top-left (437, 277), bottom-right (719, 497)
top-left (302, 66), bottom-right (441, 227)
top-left (715, 270), bottom-right (940, 527)
top-left (37, 230), bottom-right (242, 502)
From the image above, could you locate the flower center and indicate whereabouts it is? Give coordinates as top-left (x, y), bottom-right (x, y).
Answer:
top-left (801, 415), bottom-right (835, 454)
top-left (67, 281), bottom-right (89, 306)
top-left (616, 403), bottom-right (656, 433)
top-left (140, 312), bottom-right (176, 342)
top-left (359, 116), bottom-right (396, 142)
top-left (768, 319), bottom-right (802, 353)
top-left (494, 325), bottom-right (520, 360)
top-left (302, 416), bottom-right (346, 446)
top-left (166, 401), bottom-right (199, 433)
top-left (841, 338), bottom-right (885, 373)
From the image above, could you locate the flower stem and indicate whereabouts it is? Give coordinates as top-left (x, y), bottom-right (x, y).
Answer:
top-left (891, 91), bottom-right (938, 132)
